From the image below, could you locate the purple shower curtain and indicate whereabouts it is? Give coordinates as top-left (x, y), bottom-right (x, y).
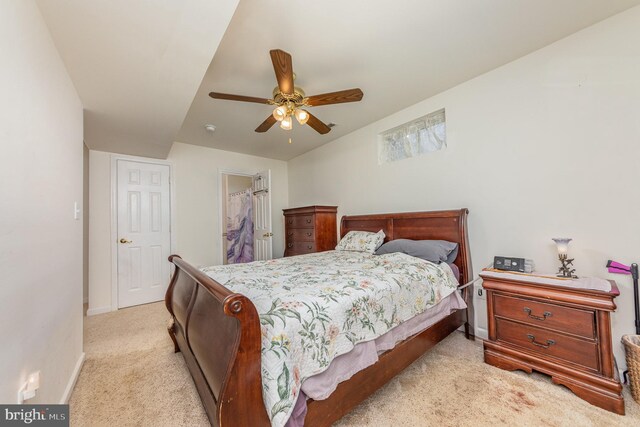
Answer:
top-left (226, 189), bottom-right (254, 263)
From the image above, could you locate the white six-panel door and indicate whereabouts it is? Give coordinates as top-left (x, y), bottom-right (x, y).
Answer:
top-left (117, 160), bottom-right (171, 308)
top-left (253, 170), bottom-right (272, 261)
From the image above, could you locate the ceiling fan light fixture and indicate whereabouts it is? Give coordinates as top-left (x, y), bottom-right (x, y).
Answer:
top-left (209, 49), bottom-right (363, 135)
top-left (280, 115), bottom-right (293, 130)
top-left (272, 105), bottom-right (287, 121)
top-left (294, 108), bottom-right (309, 125)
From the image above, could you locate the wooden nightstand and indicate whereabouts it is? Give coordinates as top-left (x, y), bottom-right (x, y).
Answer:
top-left (481, 270), bottom-right (624, 414)
top-left (283, 206), bottom-right (337, 257)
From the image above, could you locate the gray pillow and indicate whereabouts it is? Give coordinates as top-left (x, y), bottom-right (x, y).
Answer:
top-left (374, 239), bottom-right (458, 263)
top-left (446, 244), bottom-right (459, 264)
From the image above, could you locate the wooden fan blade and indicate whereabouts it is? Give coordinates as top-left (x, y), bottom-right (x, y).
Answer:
top-left (305, 88), bottom-right (364, 107)
top-left (209, 92), bottom-right (270, 104)
top-left (269, 49), bottom-right (294, 95)
top-left (255, 115), bottom-right (277, 133)
top-left (306, 112), bottom-right (331, 135)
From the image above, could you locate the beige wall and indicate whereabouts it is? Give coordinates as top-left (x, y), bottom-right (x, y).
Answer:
top-left (287, 7), bottom-right (640, 369)
top-left (171, 143), bottom-right (288, 267)
top-left (83, 143), bottom-right (89, 303)
top-left (227, 174), bottom-right (253, 193)
top-left (0, 0), bottom-right (84, 403)
top-left (88, 150), bottom-right (112, 314)
top-left (88, 142), bottom-right (288, 313)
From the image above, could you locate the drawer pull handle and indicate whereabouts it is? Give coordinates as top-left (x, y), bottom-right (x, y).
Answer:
top-left (288, 243), bottom-right (293, 248)
top-left (307, 245), bottom-right (312, 249)
top-left (526, 334), bottom-right (555, 349)
top-left (288, 220), bottom-right (293, 224)
top-left (523, 307), bottom-right (552, 321)
top-left (306, 232), bottom-right (312, 237)
top-left (306, 219), bottom-right (312, 223)
top-left (288, 232), bottom-right (293, 236)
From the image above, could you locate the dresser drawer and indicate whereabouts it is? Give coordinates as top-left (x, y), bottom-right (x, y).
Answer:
top-left (285, 214), bottom-right (315, 228)
top-left (286, 241), bottom-right (316, 254)
top-left (493, 294), bottom-right (595, 339)
top-left (286, 228), bottom-right (315, 242)
top-left (495, 318), bottom-right (599, 371)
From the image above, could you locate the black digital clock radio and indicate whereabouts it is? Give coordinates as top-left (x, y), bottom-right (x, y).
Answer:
top-left (493, 256), bottom-right (534, 273)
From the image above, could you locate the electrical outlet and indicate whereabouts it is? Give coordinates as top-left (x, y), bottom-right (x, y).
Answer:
top-left (475, 285), bottom-right (486, 301)
top-left (17, 371), bottom-right (40, 403)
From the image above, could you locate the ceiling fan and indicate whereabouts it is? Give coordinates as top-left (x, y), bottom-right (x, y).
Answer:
top-left (209, 49), bottom-right (363, 135)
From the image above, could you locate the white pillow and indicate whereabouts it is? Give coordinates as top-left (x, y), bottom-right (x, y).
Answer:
top-left (335, 230), bottom-right (386, 254)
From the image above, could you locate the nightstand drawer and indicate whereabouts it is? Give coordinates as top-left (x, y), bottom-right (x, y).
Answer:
top-left (286, 228), bottom-right (316, 242)
top-left (494, 294), bottom-right (595, 339)
top-left (286, 241), bottom-right (316, 254)
top-left (495, 318), bottom-right (599, 371)
top-left (285, 215), bottom-right (315, 228)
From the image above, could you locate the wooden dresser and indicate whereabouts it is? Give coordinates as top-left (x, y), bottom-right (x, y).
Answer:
top-left (283, 206), bottom-right (337, 257)
top-left (481, 271), bottom-right (624, 414)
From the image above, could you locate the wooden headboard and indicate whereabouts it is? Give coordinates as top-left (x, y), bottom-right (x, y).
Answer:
top-left (340, 209), bottom-right (473, 285)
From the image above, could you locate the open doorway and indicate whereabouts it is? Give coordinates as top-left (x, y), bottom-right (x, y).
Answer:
top-left (220, 170), bottom-right (273, 265)
top-left (222, 173), bottom-right (254, 264)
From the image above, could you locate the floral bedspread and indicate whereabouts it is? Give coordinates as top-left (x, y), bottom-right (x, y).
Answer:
top-left (201, 250), bottom-right (459, 427)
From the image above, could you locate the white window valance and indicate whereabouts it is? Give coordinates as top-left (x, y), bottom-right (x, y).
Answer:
top-left (378, 108), bottom-right (446, 164)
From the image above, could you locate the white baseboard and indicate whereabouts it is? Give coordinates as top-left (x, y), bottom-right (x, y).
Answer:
top-left (60, 352), bottom-right (85, 404)
top-left (86, 306), bottom-right (111, 316)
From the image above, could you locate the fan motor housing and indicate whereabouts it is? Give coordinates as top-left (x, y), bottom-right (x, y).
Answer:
top-left (272, 86), bottom-right (306, 105)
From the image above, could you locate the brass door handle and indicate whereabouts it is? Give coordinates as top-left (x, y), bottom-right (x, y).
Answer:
top-left (263, 232), bottom-right (273, 238)
top-left (119, 238), bottom-right (132, 244)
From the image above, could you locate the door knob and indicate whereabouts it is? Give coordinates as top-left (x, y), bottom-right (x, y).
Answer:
top-left (119, 238), bottom-right (132, 244)
top-left (263, 232), bottom-right (273, 237)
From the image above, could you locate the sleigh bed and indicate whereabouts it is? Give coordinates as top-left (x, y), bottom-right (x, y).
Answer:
top-left (165, 209), bottom-right (474, 427)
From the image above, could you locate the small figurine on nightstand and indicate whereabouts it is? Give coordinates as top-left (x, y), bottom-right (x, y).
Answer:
top-left (552, 238), bottom-right (578, 278)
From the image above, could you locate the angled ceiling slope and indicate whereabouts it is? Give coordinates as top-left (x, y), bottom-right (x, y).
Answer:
top-left (178, 0), bottom-right (640, 161)
top-left (37, 0), bottom-right (240, 159)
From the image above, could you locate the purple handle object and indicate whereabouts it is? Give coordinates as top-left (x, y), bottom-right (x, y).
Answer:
top-left (607, 260), bottom-right (631, 275)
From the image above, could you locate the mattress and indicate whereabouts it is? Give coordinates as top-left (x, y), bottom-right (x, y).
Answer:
top-left (202, 250), bottom-right (461, 427)
top-left (286, 291), bottom-right (466, 426)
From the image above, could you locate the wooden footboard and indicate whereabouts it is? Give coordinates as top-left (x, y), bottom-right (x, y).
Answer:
top-left (165, 255), bottom-right (269, 426)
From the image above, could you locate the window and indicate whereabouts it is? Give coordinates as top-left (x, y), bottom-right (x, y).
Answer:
top-left (378, 108), bottom-right (446, 164)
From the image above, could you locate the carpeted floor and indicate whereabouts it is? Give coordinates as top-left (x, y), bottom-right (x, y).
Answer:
top-left (70, 302), bottom-right (640, 426)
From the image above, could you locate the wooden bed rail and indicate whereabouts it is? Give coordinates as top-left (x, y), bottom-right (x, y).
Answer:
top-left (165, 255), bottom-right (269, 426)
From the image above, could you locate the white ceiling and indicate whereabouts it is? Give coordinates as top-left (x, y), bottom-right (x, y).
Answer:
top-left (36, 0), bottom-right (239, 159)
top-left (36, 1), bottom-right (640, 160)
top-left (177, 0), bottom-right (640, 160)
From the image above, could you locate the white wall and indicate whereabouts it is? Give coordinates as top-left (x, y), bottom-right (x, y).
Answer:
top-left (0, 0), bottom-right (84, 404)
top-left (288, 7), bottom-right (640, 368)
top-left (88, 142), bottom-right (288, 312)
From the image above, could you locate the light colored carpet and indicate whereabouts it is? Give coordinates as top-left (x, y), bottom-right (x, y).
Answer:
top-left (70, 302), bottom-right (640, 426)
